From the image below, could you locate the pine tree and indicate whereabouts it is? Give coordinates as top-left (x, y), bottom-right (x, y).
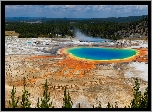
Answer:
top-left (107, 102), bottom-right (111, 108)
top-left (20, 77), bottom-right (31, 108)
top-left (9, 85), bottom-right (19, 108)
top-left (37, 79), bottom-right (54, 108)
top-left (130, 78), bottom-right (148, 108)
top-left (140, 86), bottom-right (148, 108)
top-left (62, 87), bottom-right (73, 108)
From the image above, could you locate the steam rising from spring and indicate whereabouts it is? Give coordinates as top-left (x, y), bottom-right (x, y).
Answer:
top-left (74, 29), bottom-right (109, 42)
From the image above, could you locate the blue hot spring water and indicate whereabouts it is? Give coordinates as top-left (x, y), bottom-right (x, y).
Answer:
top-left (66, 47), bottom-right (137, 60)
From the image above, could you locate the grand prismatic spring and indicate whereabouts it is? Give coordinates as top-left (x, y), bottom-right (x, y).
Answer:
top-left (11, 47), bottom-right (141, 85)
top-left (65, 47), bottom-right (138, 61)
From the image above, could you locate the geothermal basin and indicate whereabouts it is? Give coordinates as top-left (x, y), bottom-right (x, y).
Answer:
top-left (5, 37), bottom-right (148, 108)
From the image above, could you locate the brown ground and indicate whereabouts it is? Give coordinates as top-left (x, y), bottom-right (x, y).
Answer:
top-left (5, 48), bottom-right (148, 108)
top-left (5, 31), bottom-right (19, 36)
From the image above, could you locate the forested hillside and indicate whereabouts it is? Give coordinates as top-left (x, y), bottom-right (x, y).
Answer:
top-left (5, 15), bottom-right (148, 40)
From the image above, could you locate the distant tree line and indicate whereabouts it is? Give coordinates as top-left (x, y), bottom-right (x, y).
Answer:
top-left (5, 15), bottom-right (147, 23)
top-left (5, 15), bottom-right (148, 40)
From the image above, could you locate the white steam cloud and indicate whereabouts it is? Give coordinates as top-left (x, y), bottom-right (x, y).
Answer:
top-left (74, 29), bottom-right (109, 42)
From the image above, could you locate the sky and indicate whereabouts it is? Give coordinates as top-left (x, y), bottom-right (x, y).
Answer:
top-left (5, 5), bottom-right (148, 18)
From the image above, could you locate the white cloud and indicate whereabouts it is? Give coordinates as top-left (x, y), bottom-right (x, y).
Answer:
top-left (64, 5), bottom-right (76, 8)
top-left (5, 5), bottom-right (148, 18)
top-left (5, 5), bottom-right (17, 10)
top-left (135, 5), bottom-right (148, 10)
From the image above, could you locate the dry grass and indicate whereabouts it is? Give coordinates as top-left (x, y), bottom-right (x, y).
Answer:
top-left (5, 31), bottom-right (19, 36)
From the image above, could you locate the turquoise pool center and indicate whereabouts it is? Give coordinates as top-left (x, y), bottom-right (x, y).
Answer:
top-left (66, 47), bottom-right (137, 61)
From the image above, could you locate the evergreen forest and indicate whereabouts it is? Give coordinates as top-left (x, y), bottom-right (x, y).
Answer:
top-left (5, 15), bottom-right (148, 40)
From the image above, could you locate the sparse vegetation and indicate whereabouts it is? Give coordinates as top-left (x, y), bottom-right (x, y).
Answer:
top-left (8, 85), bottom-right (19, 108)
top-left (7, 78), bottom-right (148, 108)
top-left (62, 87), bottom-right (73, 108)
top-left (20, 77), bottom-right (31, 108)
top-left (129, 78), bottom-right (148, 108)
top-left (37, 79), bottom-right (54, 108)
